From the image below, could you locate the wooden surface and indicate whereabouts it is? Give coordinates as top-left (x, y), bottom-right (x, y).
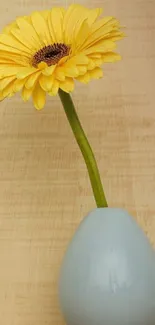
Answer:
top-left (0, 0), bottom-right (155, 324)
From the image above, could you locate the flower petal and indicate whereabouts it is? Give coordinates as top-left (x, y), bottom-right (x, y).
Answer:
top-left (91, 17), bottom-right (119, 34)
top-left (0, 33), bottom-right (31, 55)
top-left (17, 67), bottom-right (37, 79)
top-left (104, 31), bottom-right (125, 41)
top-left (74, 20), bottom-right (90, 50)
top-left (77, 65), bottom-right (87, 75)
top-left (14, 78), bottom-right (27, 91)
top-left (38, 62), bottom-right (48, 70)
top-left (76, 73), bottom-right (90, 84)
top-left (65, 66), bottom-right (79, 78)
top-left (2, 21), bottom-right (18, 35)
top-left (59, 78), bottom-right (74, 93)
top-left (39, 74), bottom-right (54, 91)
top-left (102, 52), bottom-right (121, 62)
top-left (0, 51), bottom-right (28, 66)
top-left (42, 10), bottom-right (49, 20)
top-left (88, 53), bottom-right (102, 59)
top-left (31, 11), bottom-right (51, 45)
top-left (87, 8), bottom-right (103, 26)
top-left (16, 17), bottom-right (42, 49)
top-left (69, 54), bottom-right (89, 65)
top-left (2, 79), bottom-right (16, 97)
top-left (87, 59), bottom-right (96, 70)
top-left (63, 4), bottom-right (88, 44)
top-left (81, 17), bottom-right (118, 49)
top-left (22, 86), bottom-right (33, 101)
top-left (48, 80), bottom-right (59, 96)
top-left (63, 60), bottom-right (79, 77)
top-left (33, 82), bottom-right (46, 109)
top-left (0, 43), bottom-right (24, 55)
top-left (89, 67), bottom-right (103, 79)
top-left (55, 67), bottom-right (66, 81)
top-left (0, 66), bottom-right (20, 78)
top-left (73, 8), bottom-right (103, 50)
top-left (83, 40), bottom-right (116, 55)
top-left (25, 71), bottom-right (41, 89)
top-left (0, 91), bottom-right (5, 101)
top-left (93, 58), bottom-right (103, 67)
top-left (49, 8), bottom-right (64, 43)
top-left (11, 28), bottom-right (35, 52)
top-left (0, 76), bottom-right (16, 90)
top-left (42, 65), bottom-right (56, 76)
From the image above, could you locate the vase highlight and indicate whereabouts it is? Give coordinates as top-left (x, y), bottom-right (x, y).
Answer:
top-left (59, 208), bottom-right (155, 325)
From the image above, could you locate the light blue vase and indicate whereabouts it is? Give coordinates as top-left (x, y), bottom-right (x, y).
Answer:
top-left (59, 208), bottom-right (155, 325)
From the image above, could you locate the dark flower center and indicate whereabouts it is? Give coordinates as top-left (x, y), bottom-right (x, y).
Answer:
top-left (32, 43), bottom-right (70, 67)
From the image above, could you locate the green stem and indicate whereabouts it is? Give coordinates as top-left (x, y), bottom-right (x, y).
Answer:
top-left (58, 89), bottom-right (108, 208)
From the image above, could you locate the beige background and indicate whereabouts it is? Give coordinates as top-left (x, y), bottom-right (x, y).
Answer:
top-left (0, 0), bottom-right (155, 324)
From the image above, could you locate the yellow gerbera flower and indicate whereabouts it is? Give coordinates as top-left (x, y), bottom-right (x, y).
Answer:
top-left (0, 4), bottom-right (124, 109)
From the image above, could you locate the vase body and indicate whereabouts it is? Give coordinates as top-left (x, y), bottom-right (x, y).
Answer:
top-left (59, 208), bottom-right (155, 325)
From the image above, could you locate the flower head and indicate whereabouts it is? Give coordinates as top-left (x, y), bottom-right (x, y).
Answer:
top-left (0, 4), bottom-right (124, 109)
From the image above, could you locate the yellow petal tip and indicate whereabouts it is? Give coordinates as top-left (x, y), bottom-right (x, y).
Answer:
top-left (38, 62), bottom-right (48, 70)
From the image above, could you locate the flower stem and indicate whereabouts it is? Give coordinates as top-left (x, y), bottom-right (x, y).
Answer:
top-left (58, 89), bottom-right (108, 208)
